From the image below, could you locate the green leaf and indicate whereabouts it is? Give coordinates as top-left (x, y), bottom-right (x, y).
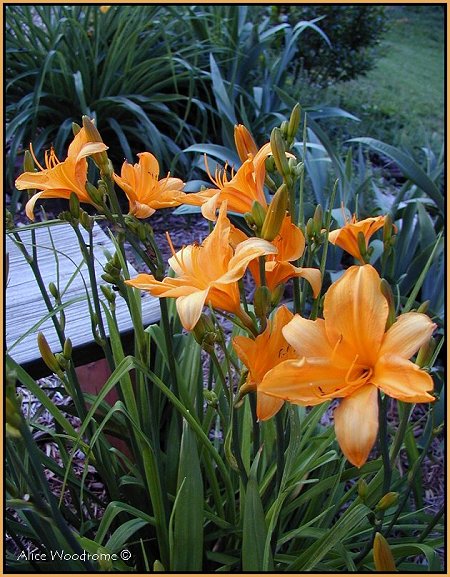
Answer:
top-left (242, 477), bottom-right (273, 571)
top-left (171, 420), bottom-right (204, 571)
top-left (348, 138), bottom-right (444, 212)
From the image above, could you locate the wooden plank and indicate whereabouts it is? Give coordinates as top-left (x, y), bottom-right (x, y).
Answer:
top-left (6, 222), bottom-right (160, 367)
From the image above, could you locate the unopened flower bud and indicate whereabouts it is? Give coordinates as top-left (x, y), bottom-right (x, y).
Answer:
top-left (357, 478), bottom-right (368, 500)
top-left (251, 200), bottom-right (267, 230)
top-left (383, 214), bottom-right (393, 244)
top-left (416, 336), bottom-right (436, 369)
top-left (69, 192), bottom-right (80, 219)
top-left (254, 285), bottom-right (271, 319)
top-left (380, 279), bottom-right (396, 330)
top-left (306, 218), bottom-right (315, 240)
top-left (287, 103), bottom-right (301, 145)
top-left (85, 182), bottom-right (103, 205)
top-left (280, 120), bottom-right (289, 140)
top-left (375, 491), bottom-right (398, 511)
top-left (261, 184), bottom-right (288, 241)
top-left (55, 352), bottom-right (68, 369)
top-left (37, 333), bottom-right (61, 374)
top-left (23, 150), bottom-right (36, 174)
top-left (101, 273), bottom-right (117, 284)
top-left (63, 338), bottom-right (73, 359)
top-left (192, 314), bottom-right (217, 353)
top-left (80, 210), bottom-right (94, 232)
top-left (48, 282), bottom-right (59, 299)
top-left (244, 212), bottom-right (256, 229)
top-left (265, 155), bottom-right (276, 173)
top-left (6, 397), bottom-right (22, 431)
top-left (82, 116), bottom-right (110, 176)
top-left (6, 210), bottom-right (14, 231)
top-left (271, 283), bottom-right (285, 306)
top-left (153, 560), bottom-right (165, 572)
top-left (72, 122), bottom-right (82, 136)
top-left (203, 389), bottom-right (218, 408)
top-left (416, 300), bottom-right (430, 314)
top-left (234, 124), bottom-right (258, 162)
top-left (313, 204), bottom-right (323, 235)
top-left (270, 128), bottom-right (290, 181)
top-left (357, 231), bottom-right (370, 263)
top-left (100, 284), bottom-right (116, 303)
top-left (373, 532), bottom-right (397, 571)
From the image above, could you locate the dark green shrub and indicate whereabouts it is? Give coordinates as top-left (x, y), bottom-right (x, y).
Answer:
top-left (272, 5), bottom-right (388, 85)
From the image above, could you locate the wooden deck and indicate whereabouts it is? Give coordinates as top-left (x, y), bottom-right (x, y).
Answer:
top-left (6, 222), bottom-right (160, 377)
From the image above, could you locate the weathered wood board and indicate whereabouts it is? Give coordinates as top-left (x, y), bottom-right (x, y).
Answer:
top-left (6, 222), bottom-right (160, 367)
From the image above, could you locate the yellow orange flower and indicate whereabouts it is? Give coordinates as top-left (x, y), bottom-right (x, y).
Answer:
top-left (259, 265), bottom-right (435, 467)
top-left (125, 203), bottom-right (277, 330)
top-left (232, 215), bottom-right (322, 296)
top-left (233, 305), bottom-right (296, 420)
top-left (328, 214), bottom-right (386, 263)
top-left (113, 152), bottom-right (187, 218)
top-left (15, 127), bottom-right (108, 221)
top-left (193, 143), bottom-right (272, 221)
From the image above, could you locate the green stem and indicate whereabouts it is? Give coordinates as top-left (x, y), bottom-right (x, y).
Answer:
top-left (379, 393), bottom-right (392, 495)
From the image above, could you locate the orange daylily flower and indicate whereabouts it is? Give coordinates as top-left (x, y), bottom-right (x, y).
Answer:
top-left (233, 305), bottom-right (296, 420)
top-left (232, 215), bottom-right (322, 296)
top-left (125, 202), bottom-right (277, 331)
top-left (113, 152), bottom-right (188, 219)
top-left (15, 127), bottom-right (108, 221)
top-left (328, 214), bottom-right (386, 262)
top-left (259, 265), bottom-right (435, 467)
top-left (193, 143), bottom-right (272, 221)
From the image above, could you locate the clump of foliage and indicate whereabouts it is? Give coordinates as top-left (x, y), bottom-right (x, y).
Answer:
top-left (272, 5), bottom-right (387, 85)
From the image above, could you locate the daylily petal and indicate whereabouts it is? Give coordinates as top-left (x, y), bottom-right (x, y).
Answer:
top-left (282, 316), bottom-right (334, 358)
top-left (130, 201), bottom-right (156, 219)
top-left (373, 354), bottom-right (435, 403)
top-left (259, 358), bottom-right (349, 405)
top-left (324, 265), bottom-right (389, 366)
top-left (76, 142), bottom-right (109, 162)
top-left (379, 312), bottom-right (436, 359)
top-left (176, 289), bottom-right (209, 330)
top-left (334, 384), bottom-right (379, 467)
top-left (221, 238), bottom-right (277, 284)
top-left (257, 393), bottom-right (284, 421)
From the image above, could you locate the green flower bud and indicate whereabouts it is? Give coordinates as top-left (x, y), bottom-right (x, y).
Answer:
top-left (357, 231), bottom-right (369, 263)
top-left (37, 332), bottom-right (61, 374)
top-left (153, 560), bottom-right (165, 572)
top-left (69, 192), bottom-right (80, 219)
top-left (72, 122), bottom-right (82, 136)
top-left (254, 285), bottom-right (271, 319)
top-left (82, 116), bottom-right (111, 176)
top-left (48, 282), bottom-right (59, 299)
top-left (192, 314), bottom-right (217, 353)
top-left (380, 279), bottom-right (396, 330)
top-left (63, 338), bottom-right (73, 360)
top-left (260, 184), bottom-right (288, 241)
top-left (100, 285), bottom-right (116, 303)
top-left (416, 300), bottom-right (430, 314)
top-left (270, 128), bottom-right (290, 180)
top-left (287, 103), bottom-right (301, 144)
top-left (357, 478), bottom-right (368, 500)
top-left (271, 283), bottom-right (285, 306)
top-left (23, 149), bottom-right (36, 173)
top-left (280, 120), bottom-right (289, 139)
top-left (416, 336), bottom-right (436, 369)
top-left (375, 491), bottom-right (398, 511)
top-left (85, 182), bottom-right (103, 205)
top-left (313, 204), bottom-right (323, 234)
top-left (80, 210), bottom-right (94, 232)
top-left (101, 273), bottom-right (117, 284)
top-left (251, 200), bottom-right (267, 230)
top-left (306, 217), bottom-right (315, 240)
top-left (203, 389), bottom-right (218, 408)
